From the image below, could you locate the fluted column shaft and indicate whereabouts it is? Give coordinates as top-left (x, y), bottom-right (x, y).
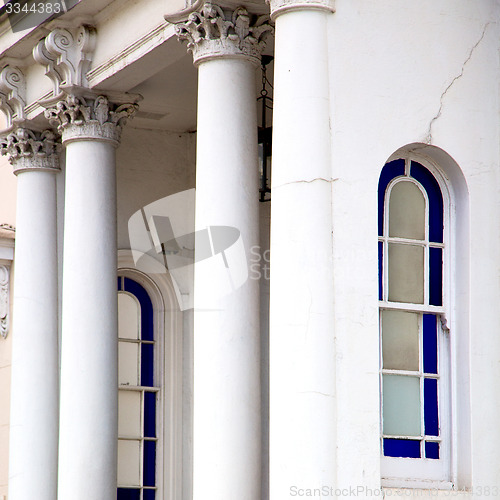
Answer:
top-left (268, 0), bottom-right (337, 497)
top-left (3, 129), bottom-right (60, 500)
top-left (45, 94), bottom-right (136, 500)
top-left (176, 5), bottom-right (272, 499)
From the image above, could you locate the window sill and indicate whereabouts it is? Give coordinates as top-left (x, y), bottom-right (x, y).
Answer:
top-left (382, 478), bottom-right (453, 490)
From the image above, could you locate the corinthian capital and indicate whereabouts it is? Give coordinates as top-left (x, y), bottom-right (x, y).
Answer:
top-left (44, 94), bottom-right (138, 145)
top-left (0, 128), bottom-right (60, 174)
top-left (175, 3), bottom-right (273, 66)
top-left (0, 65), bottom-right (26, 128)
top-left (33, 25), bottom-right (96, 96)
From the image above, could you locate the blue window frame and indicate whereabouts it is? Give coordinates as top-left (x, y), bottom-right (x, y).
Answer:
top-left (117, 277), bottom-right (157, 500)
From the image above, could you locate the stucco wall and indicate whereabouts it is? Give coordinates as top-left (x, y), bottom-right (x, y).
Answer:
top-left (0, 113), bottom-right (16, 499)
top-left (326, 0), bottom-right (499, 493)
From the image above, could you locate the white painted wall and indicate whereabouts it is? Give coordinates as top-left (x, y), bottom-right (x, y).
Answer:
top-left (0, 112), bottom-right (15, 499)
top-left (0, 0), bottom-right (499, 497)
top-left (326, 0), bottom-right (499, 495)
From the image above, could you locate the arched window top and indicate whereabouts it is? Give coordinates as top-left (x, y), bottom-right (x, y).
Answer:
top-left (378, 159), bottom-right (444, 244)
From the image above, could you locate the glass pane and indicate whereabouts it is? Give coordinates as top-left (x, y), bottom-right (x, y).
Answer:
top-left (378, 159), bottom-right (405, 236)
top-left (119, 342), bottom-right (139, 386)
top-left (117, 440), bottom-right (141, 487)
top-left (383, 374), bottom-right (421, 436)
top-left (141, 343), bottom-right (154, 387)
top-left (429, 247), bottom-right (443, 306)
top-left (118, 293), bottom-right (140, 340)
top-left (389, 181), bottom-right (425, 240)
top-left (378, 242), bottom-right (383, 300)
top-left (425, 441), bottom-right (440, 459)
top-left (383, 438), bottom-right (421, 458)
top-left (423, 314), bottom-right (438, 374)
top-left (144, 392), bottom-right (156, 438)
top-left (410, 162), bottom-right (443, 244)
top-left (382, 310), bottom-right (419, 371)
top-left (143, 440), bottom-right (156, 487)
top-left (117, 488), bottom-right (140, 500)
top-left (118, 390), bottom-right (141, 437)
top-left (388, 243), bottom-right (424, 304)
top-left (124, 278), bottom-right (153, 341)
top-left (424, 378), bottom-right (439, 436)
top-left (143, 490), bottom-right (156, 500)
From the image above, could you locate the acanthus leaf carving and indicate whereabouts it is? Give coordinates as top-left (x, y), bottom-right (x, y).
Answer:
top-left (44, 94), bottom-right (138, 145)
top-left (0, 128), bottom-right (60, 173)
top-left (175, 3), bottom-right (273, 65)
top-left (0, 65), bottom-right (26, 128)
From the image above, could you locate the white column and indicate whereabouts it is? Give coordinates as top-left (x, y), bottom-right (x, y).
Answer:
top-left (175, 5), bottom-right (272, 499)
top-left (268, 0), bottom-right (337, 497)
top-left (2, 128), bottom-right (60, 500)
top-left (45, 94), bottom-right (137, 500)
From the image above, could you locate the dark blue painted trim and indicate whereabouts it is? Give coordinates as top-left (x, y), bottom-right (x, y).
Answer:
top-left (378, 159), bottom-right (405, 236)
top-left (410, 162), bottom-right (443, 243)
top-left (123, 278), bottom-right (154, 341)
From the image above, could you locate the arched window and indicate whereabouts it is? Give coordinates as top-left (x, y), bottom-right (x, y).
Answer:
top-left (378, 157), bottom-right (451, 484)
top-left (117, 276), bottom-right (158, 500)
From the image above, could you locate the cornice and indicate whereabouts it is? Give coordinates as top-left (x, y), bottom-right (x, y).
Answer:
top-left (86, 22), bottom-right (176, 87)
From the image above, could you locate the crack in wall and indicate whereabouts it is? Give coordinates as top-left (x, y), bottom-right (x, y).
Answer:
top-left (425, 22), bottom-right (490, 144)
top-left (274, 177), bottom-right (339, 190)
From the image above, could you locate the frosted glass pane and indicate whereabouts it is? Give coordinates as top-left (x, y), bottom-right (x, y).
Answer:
top-left (117, 440), bottom-right (141, 486)
top-left (118, 293), bottom-right (140, 340)
top-left (382, 310), bottom-right (419, 371)
top-left (388, 243), bottom-right (424, 304)
top-left (119, 342), bottom-right (139, 386)
top-left (118, 390), bottom-right (141, 437)
top-left (383, 374), bottom-right (421, 437)
top-left (389, 181), bottom-right (425, 240)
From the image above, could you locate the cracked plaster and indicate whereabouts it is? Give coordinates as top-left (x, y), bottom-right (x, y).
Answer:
top-left (425, 22), bottom-right (490, 144)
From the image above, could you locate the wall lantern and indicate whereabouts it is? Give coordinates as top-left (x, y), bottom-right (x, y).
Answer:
top-left (258, 55), bottom-right (273, 203)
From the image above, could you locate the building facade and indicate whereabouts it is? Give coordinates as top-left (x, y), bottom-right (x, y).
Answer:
top-left (0, 0), bottom-right (499, 499)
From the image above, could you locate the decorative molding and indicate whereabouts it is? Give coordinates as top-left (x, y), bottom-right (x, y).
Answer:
top-left (164, 0), bottom-right (204, 23)
top-left (175, 3), bottom-right (273, 66)
top-left (0, 65), bottom-right (26, 128)
top-left (267, 0), bottom-right (335, 20)
top-left (44, 94), bottom-right (138, 145)
top-left (33, 25), bottom-right (97, 96)
top-left (87, 23), bottom-right (175, 87)
top-left (0, 128), bottom-right (60, 174)
top-left (0, 265), bottom-right (9, 339)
